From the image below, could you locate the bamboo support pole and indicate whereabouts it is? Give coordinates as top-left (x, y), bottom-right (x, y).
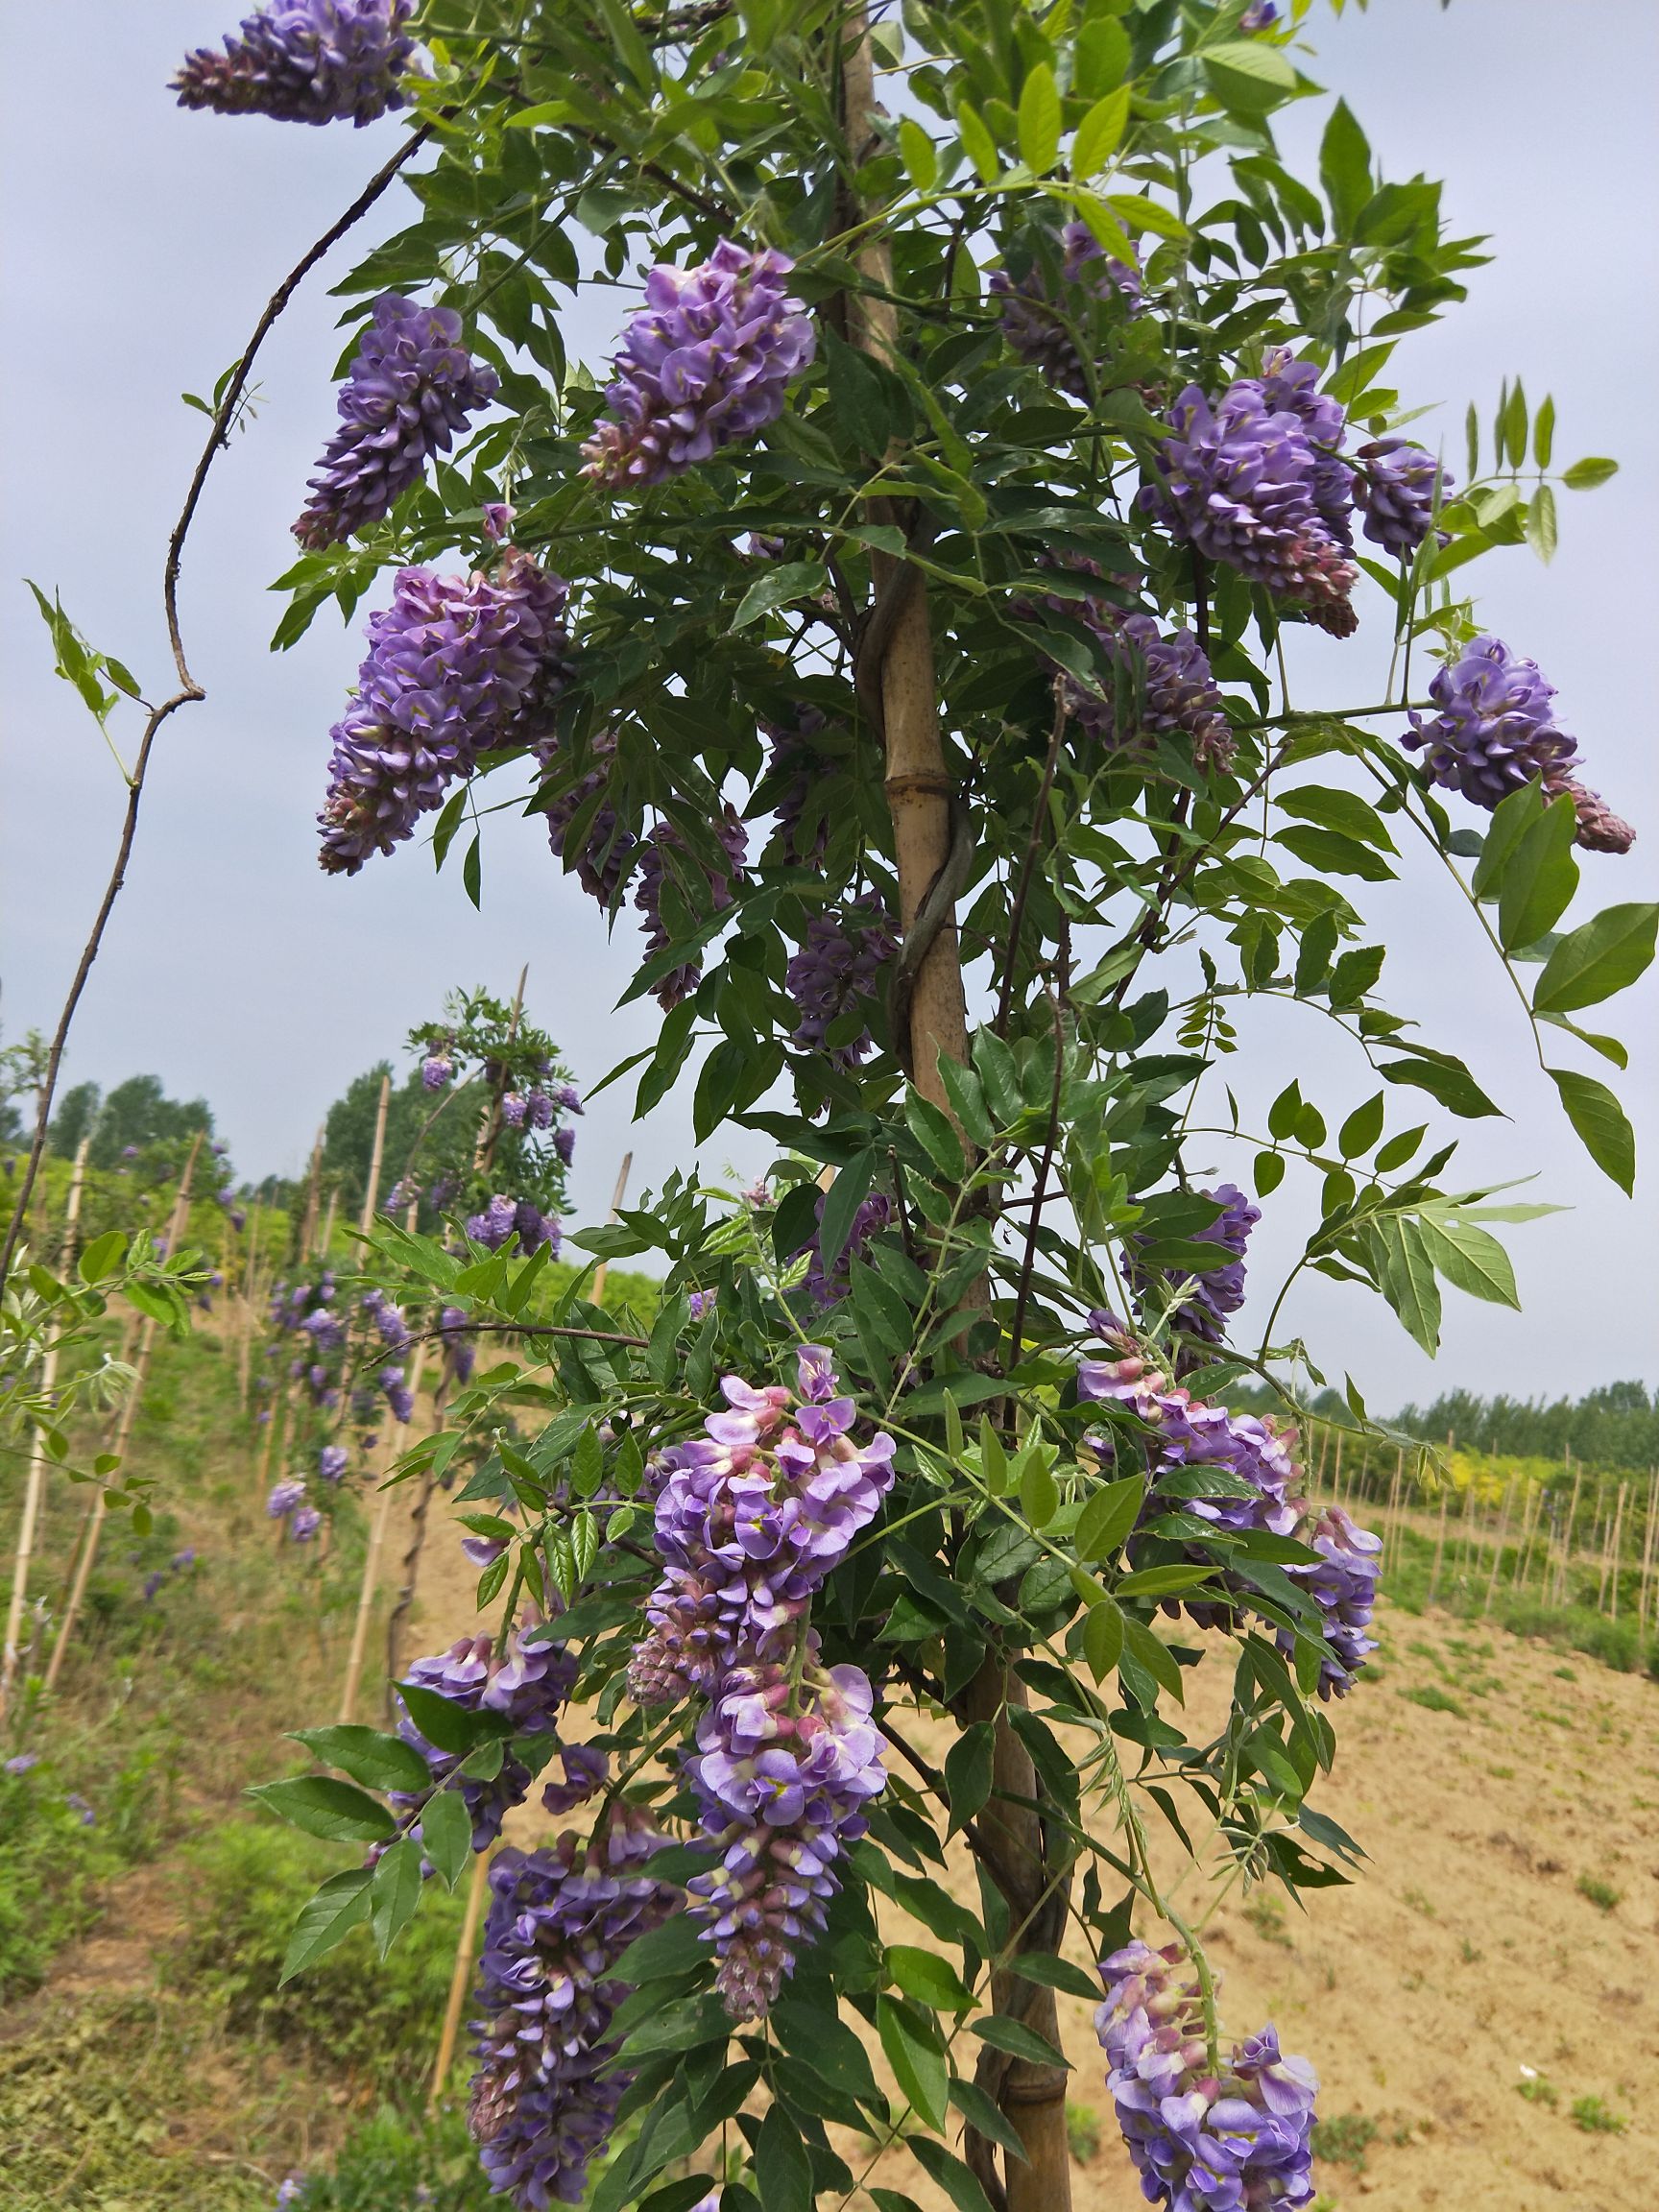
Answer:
top-left (1606, 1482), bottom-right (1628, 1621)
top-left (1512, 1480), bottom-right (1542, 1592)
top-left (360, 1073), bottom-right (391, 1236)
top-left (589, 1151), bottom-right (633, 1310)
top-left (429, 1845), bottom-right (493, 2114)
top-left (298, 1131), bottom-right (324, 1259)
top-left (1480, 1479), bottom-right (1514, 1619)
top-left (1429, 1483), bottom-right (1450, 1607)
top-left (1384, 1448), bottom-right (1405, 1575)
top-left (1, 1139), bottom-right (90, 1717)
top-left (1556, 1462), bottom-right (1582, 1606)
top-left (1638, 1468), bottom-right (1658, 1637)
top-left (44, 1135), bottom-right (203, 1694)
top-left (339, 1344), bottom-right (430, 1724)
top-left (317, 1190), bottom-right (337, 1261)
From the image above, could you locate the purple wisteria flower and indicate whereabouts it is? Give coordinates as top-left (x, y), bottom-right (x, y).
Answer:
top-left (1095, 1940), bottom-right (1318, 2212)
top-left (362, 1286), bottom-right (412, 1352)
top-left (1249, 350), bottom-right (1354, 553)
top-left (582, 241), bottom-right (815, 490)
top-left (267, 1478), bottom-right (307, 1520)
top-left (785, 897), bottom-right (897, 1070)
top-left (1404, 636), bottom-right (1634, 852)
top-left (992, 220), bottom-right (1143, 398)
top-left (686, 1288), bottom-right (716, 1322)
top-left (468, 1816), bottom-right (676, 2205)
top-left (173, 1), bottom-right (420, 127)
top-left (1080, 1352), bottom-right (1380, 1695)
top-left (633, 810), bottom-right (749, 1009)
top-left (290, 1504), bottom-right (323, 1543)
top-left (1354, 438), bottom-right (1451, 555)
top-left (541, 1743), bottom-right (609, 1817)
top-left (761, 706), bottom-right (831, 865)
top-left (797, 1190), bottom-right (894, 1309)
top-left (318, 549), bottom-right (571, 875)
top-left (685, 1657), bottom-right (886, 2019)
top-left (540, 728), bottom-right (637, 908)
top-left (439, 1305), bottom-right (476, 1385)
top-left (294, 294), bottom-right (497, 549)
top-left (5, 1751), bottom-right (40, 1776)
top-left (378, 1364), bottom-right (415, 1424)
top-left (464, 1194), bottom-right (561, 1257)
top-left (1127, 1182), bottom-right (1260, 1348)
top-left (65, 1792), bottom-right (97, 1826)
top-left (1062, 606), bottom-right (1235, 772)
top-left (318, 1444), bottom-right (349, 1483)
top-left (628, 1345), bottom-right (896, 1704)
top-left (1241, 0), bottom-right (1281, 28)
top-left (1144, 374), bottom-right (1358, 632)
top-left (421, 1050), bottom-right (454, 1090)
top-left (391, 1621), bottom-right (576, 1852)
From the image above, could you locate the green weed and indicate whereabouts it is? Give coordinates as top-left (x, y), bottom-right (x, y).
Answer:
top-left (1401, 1683), bottom-right (1465, 1717)
top-left (1570, 2094), bottom-right (1628, 2134)
top-left (1242, 1891), bottom-right (1294, 1947)
top-left (1311, 2111), bottom-right (1378, 2172)
top-left (1067, 2103), bottom-right (1102, 2163)
top-left (291, 2106), bottom-right (496, 2209)
top-left (1575, 1873), bottom-right (1621, 1913)
top-left (1517, 2074), bottom-right (1557, 2106)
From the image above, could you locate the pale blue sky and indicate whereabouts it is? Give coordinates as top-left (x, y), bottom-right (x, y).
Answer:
top-left (3, 1), bottom-right (1653, 1407)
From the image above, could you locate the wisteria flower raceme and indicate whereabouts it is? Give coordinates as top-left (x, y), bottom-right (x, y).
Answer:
top-left (1060, 606), bottom-right (1236, 773)
top-left (1126, 1182), bottom-right (1260, 1348)
top-left (540, 728), bottom-right (637, 909)
top-left (318, 549), bottom-right (570, 876)
top-left (467, 1816), bottom-right (676, 2208)
top-left (632, 810), bottom-right (749, 1009)
top-left (761, 706), bottom-right (831, 866)
top-left (439, 1305), bottom-right (476, 1385)
top-left (685, 1657), bottom-right (886, 2018)
top-left (293, 294), bottom-right (497, 549)
top-left (465, 1194), bottom-right (561, 1257)
top-left (391, 1621), bottom-right (576, 1853)
top-left (290, 1504), bottom-right (323, 1544)
top-left (421, 1050), bottom-right (454, 1090)
top-left (627, 1344), bottom-right (897, 1704)
top-left (1095, 1941), bottom-right (1318, 2212)
top-left (582, 240), bottom-right (815, 489)
top-left (1404, 635), bottom-right (1634, 851)
top-left (797, 1189), bottom-right (895, 1310)
top-left (1247, 350), bottom-right (1354, 553)
top-left (785, 897), bottom-right (897, 1070)
top-left (1144, 377), bottom-right (1358, 632)
top-left (318, 1444), bottom-right (349, 1483)
top-left (992, 219), bottom-right (1143, 399)
top-left (173, 1), bottom-right (421, 127)
top-left (267, 1478), bottom-right (307, 1521)
top-left (1354, 437), bottom-right (1451, 556)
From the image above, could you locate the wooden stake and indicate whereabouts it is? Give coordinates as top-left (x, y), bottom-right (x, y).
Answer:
top-left (1480, 1479), bottom-right (1514, 1619)
top-left (1384, 1447), bottom-right (1405, 1575)
top-left (339, 1344), bottom-right (430, 1724)
top-left (298, 1130), bottom-right (325, 1260)
top-left (1429, 1483), bottom-right (1450, 1608)
top-left (317, 1189), bottom-right (337, 1261)
top-left (1556, 1461), bottom-right (1582, 1606)
top-left (589, 1151), bottom-right (634, 1310)
top-left (428, 1846), bottom-right (493, 2114)
top-left (44, 1136), bottom-right (202, 1694)
top-left (1607, 1481), bottom-right (1628, 1622)
top-left (1637, 1467), bottom-right (1658, 1637)
top-left (360, 1073), bottom-right (392, 1236)
top-left (2, 1139), bottom-right (90, 1716)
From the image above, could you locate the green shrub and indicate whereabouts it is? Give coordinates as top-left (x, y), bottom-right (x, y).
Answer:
top-left (294, 2105), bottom-right (496, 2210)
top-left (172, 1819), bottom-right (466, 2101)
top-left (1311, 2111), bottom-right (1378, 2171)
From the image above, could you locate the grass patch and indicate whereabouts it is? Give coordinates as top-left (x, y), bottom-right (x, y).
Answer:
top-left (1242, 1890), bottom-right (1294, 1947)
top-left (1570, 2094), bottom-right (1628, 2134)
top-left (1311, 2111), bottom-right (1378, 2172)
top-left (1517, 2074), bottom-right (1557, 2105)
top-left (1575, 1873), bottom-right (1621, 1913)
top-left (1401, 1683), bottom-right (1465, 1717)
top-left (290, 2106), bottom-right (496, 2209)
top-left (1067, 2103), bottom-right (1102, 2163)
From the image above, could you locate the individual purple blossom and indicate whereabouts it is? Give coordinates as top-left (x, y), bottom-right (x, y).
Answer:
top-left (317, 549), bottom-right (571, 875)
top-left (1354, 438), bottom-right (1451, 555)
top-left (785, 897), bottom-right (897, 1070)
top-left (541, 1743), bottom-right (609, 1817)
top-left (391, 1620), bottom-right (577, 1852)
top-left (1404, 637), bottom-right (1633, 852)
top-left (992, 221), bottom-right (1143, 399)
top-left (1144, 378), bottom-right (1358, 632)
top-left (1095, 1942), bottom-right (1318, 2212)
top-left (633, 810), bottom-right (748, 1008)
top-left (318, 1445), bottom-right (349, 1483)
top-left (628, 1350), bottom-right (896, 1704)
top-left (582, 240), bottom-right (815, 490)
top-left (1127, 1183), bottom-right (1260, 1349)
top-left (290, 1504), bottom-right (324, 1543)
top-left (172, 1), bottom-right (421, 127)
top-left (467, 1816), bottom-right (676, 2205)
top-left (421, 1050), bottom-right (454, 1090)
top-left (294, 293), bottom-right (496, 549)
top-left (685, 1658), bottom-right (886, 2019)
top-left (267, 1478), bottom-right (307, 1520)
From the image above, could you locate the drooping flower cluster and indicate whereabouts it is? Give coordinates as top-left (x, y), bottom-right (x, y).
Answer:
top-left (1094, 1941), bottom-right (1318, 2212)
top-left (318, 549), bottom-right (571, 876)
top-left (267, 1271), bottom-right (344, 1407)
top-left (172, 0), bottom-right (420, 127)
top-left (464, 1193), bottom-right (561, 1257)
top-left (467, 1817), bottom-right (676, 2208)
top-left (785, 897), bottom-right (897, 1070)
top-left (1144, 374), bottom-right (1358, 631)
top-left (1353, 437), bottom-right (1449, 555)
top-left (685, 1658), bottom-right (887, 2019)
top-left (1080, 1350), bottom-right (1381, 1695)
top-left (797, 1190), bottom-right (895, 1309)
top-left (293, 294), bottom-right (497, 549)
top-left (421, 1047), bottom-right (454, 1090)
top-left (267, 1477), bottom-right (319, 1541)
top-left (438, 1304), bottom-right (475, 1385)
top-left (541, 728), bottom-right (637, 907)
top-left (1127, 1183), bottom-right (1260, 1349)
top-left (761, 706), bottom-right (831, 865)
top-left (632, 810), bottom-right (749, 1009)
top-left (582, 241), bottom-right (815, 490)
top-left (992, 220), bottom-right (1143, 398)
top-left (318, 1444), bottom-right (349, 1483)
top-left (390, 1620), bottom-right (576, 1852)
top-left (629, 1348), bottom-right (896, 1705)
top-left (1403, 636), bottom-right (1635, 852)
top-left (1066, 609), bottom-right (1235, 772)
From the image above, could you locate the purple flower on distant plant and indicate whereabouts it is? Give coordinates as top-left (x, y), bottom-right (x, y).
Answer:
top-left (363, 1287), bottom-right (412, 1352)
top-left (317, 550), bottom-right (571, 876)
top-left (294, 294), bottom-right (496, 549)
top-left (583, 241), bottom-right (815, 489)
top-left (553, 1125), bottom-right (575, 1167)
top-left (173, 1), bottom-right (421, 127)
top-left (785, 897), bottom-right (896, 1070)
top-left (267, 1478), bottom-right (307, 1520)
top-left (1354, 438), bottom-right (1451, 555)
top-left (685, 1658), bottom-right (886, 2018)
top-left (499, 1092), bottom-right (527, 1127)
top-left (65, 1792), bottom-right (96, 1826)
top-left (5, 1751), bottom-right (40, 1776)
top-left (467, 1818), bottom-right (675, 2202)
top-left (142, 1570), bottom-right (166, 1602)
top-left (290, 1504), bottom-right (323, 1543)
top-left (524, 1090), bottom-right (555, 1131)
top-left (992, 221), bottom-right (1143, 399)
top-left (438, 1305), bottom-right (475, 1384)
top-left (1404, 637), bottom-right (1634, 854)
top-left (633, 810), bottom-right (748, 1008)
top-left (1144, 376), bottom-right (1358, 631)
top-left (275, 2175), bottom-right (307, 2210)
top-left (464, 1195), bottom-right (559, 1257)
top-left (172, 1547), bottom-right (198, 1570)
top-left (555, 1084), bottom-right (583, 1115)
top-left (421, 1051), bottom-right (453, 1090)
top-left (379, 1364), bottom-right (415, 1423)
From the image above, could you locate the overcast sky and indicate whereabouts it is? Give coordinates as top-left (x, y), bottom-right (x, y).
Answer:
top-left (3, 1), bottom-right (1654, 1408)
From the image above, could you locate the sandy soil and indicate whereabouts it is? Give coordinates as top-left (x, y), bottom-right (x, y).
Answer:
top-left (402, 1502), bottom-right (1659, 2212)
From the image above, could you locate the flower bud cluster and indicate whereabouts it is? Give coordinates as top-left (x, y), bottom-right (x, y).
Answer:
top-left (467, 1816), bottom-right (677, 2208)
top-left (1079, 1351), bottom-right (1381, 1695)
top-left (173, 1), bottom-right (421, 129)
top-left (293, 293), bottom-right (497, 549)
top-left (318, 549), bottom-right (571, 877)
top-left (1404, 636), bottom-right (1634, 852)
top-left (464, 1193), bottom-right (561, 1257)
top-left (1095, 1941), bottom-right (1319, 2211)
top-left (785, 897), bottom-right (897, 1070)
top-left (633, 810), bottom-right (750, 1009)
top-left (582, 241), bottom-right (815, 489)
top-left (992, 220), bottom-right (1144, 398)
top-left (390, 1620), bottom-right (577, 1853)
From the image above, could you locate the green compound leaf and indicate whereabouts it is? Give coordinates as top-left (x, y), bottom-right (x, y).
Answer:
top-left (1549, 1067), bottom-right (1636, 1193)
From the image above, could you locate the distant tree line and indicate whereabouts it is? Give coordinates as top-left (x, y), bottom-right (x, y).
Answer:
top-left (48, 1074), bottom-right (213, 1169)
top-left (1395, 1382), bottom-right (1658, 1473)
